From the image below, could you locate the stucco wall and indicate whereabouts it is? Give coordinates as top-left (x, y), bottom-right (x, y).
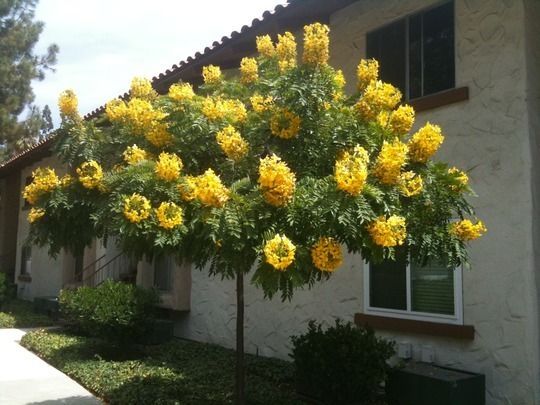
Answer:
top-left (333, 1), bottom-right (538, 402)
top-left (0, 171), bottom-right (21, 279)
top-left (173, 1), bottom-right (539, 404)
top-left (525, 0), bottom-right (540, 402)
top-left (15, 156), bottom-right (68, 300)
top-left (137, 258), bottom-right (191, 311)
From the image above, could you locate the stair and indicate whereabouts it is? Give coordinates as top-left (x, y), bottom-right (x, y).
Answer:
top-left (65, 252), bottom-right (137, 288)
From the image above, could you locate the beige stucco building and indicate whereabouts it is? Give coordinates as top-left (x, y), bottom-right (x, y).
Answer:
top-left (0, 0), bottom-right (538, 403)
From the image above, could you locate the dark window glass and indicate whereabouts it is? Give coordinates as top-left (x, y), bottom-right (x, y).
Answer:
top-left (366, 1), bottom-right (454, 100)
top-left (408, 14), bottom-right (423, 99)
top-left (422, 1), bottom-right (455, 95)
top-left (369, 251), bottom-right (407, 310)
top-left (20, 245), bottom-right (31, 275)
top-left (154, 256), bottom-right (173, 291)
top-left (366, 19), bottom-right (406, 95)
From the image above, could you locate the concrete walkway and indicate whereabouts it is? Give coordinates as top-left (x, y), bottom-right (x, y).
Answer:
top-left (0, 329), bottom-right (101, 405)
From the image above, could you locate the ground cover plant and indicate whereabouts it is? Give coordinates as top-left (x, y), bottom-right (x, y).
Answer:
top-left (0, 299), bottom-right (54, 328)
top-left (24, 22), bottom-right (485, 403)
top-left (21, 328), bottom-right (304, 405)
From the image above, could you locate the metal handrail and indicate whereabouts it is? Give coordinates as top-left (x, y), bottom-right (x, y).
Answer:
top-left (73, 253), bottom-right (106, 281)
top-left (83, 252), bottom-right (136, 286)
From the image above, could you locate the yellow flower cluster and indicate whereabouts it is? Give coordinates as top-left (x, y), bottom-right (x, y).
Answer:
top-left (408, 122), bottom-right (444, 163)
top-left (368, 215), bottom-right (407, 247)
top-left (264, 234), bottom-right (296, 271)
top-left (303, 23), bottom-right (330, 66)
top-left (398, 171), bottom-right (423, 197)
top-left (130, 77), bottom-right (156, 100)
top-left (105, 99), bottom-right (128, 122)
top-left (155, 152), bottom-right (183, 181)
top-left (58, 90), bottom-right (79, 119)
top-left (240, 57), bottom-right (258, 85)
top-left (276, 32), bottom-right (297, 72)
top-left (60, 174), bottom-right (73, 187)
top-left (146, 124), bottom-right (173, 147)
top-left (334, 70), bottom-right (346, 90)
top-left (250, 94), bottom-right (274, 113)
top-left (202, 65), bottom-right (222, 85)
top-left (311, 237), bottom-right (343, 272)
top-left (355, 80), bottom-right (402, 121)
top-left (168, 83), bottom-right (195, 103)
top-left (334, 145), bottom-right (369, 195)
top-left (27, 207), bottom-right (45, 224)
top-left (216, 125), bottom-right (249, 161)
top-left (123, 145), bottom-right (148, 165)
top-left (155, 202), bottom-right (184, 229)
top-left (258, 155), bottom-right (296, 207)
top-left (270, 109), bottom-right (301, 139)
top-left (105, 98), bottom-right (167, 139)
top-left (127, 99), bottom-right (166, 133)
top-left (450, 219), bottom-right (486, 241)
top-left (378, 105), bottom-right (415, 135)
top-left (77, 161), bottom-right (103, 189)
top-left (179, 176), bottom-right (197, 202)
top-left (357, 59), bottom-right (379, 91)
top-left (23, 168), bottom-right (59, 205)
top-left (123, 193), bottom-right (151, 223)
top-left (256, 34), bottom-right (275, 58)
top-left (193, 169), bottom-right (229, 208)
top-left (448, 167), bottom-right (469, 191)
top-left (202, 97), bottom-right (247, 123)
top-left (373, 140), bottom-right (409, 184)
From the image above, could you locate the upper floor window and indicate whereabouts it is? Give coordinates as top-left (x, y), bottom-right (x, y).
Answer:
top-left (364, 250), bottom-right (463, 325)
top-left (366, 1), bottom-right (455, 100)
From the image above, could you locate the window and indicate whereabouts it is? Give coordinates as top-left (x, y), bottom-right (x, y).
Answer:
top-left (364, 252), bottom-right (463, 325)
top-left (154, 256), bottom-right (174, 292)
top-left (366, 1), bottom-right (455, 100)
top-left (20, 245), bottom-right (32, 275)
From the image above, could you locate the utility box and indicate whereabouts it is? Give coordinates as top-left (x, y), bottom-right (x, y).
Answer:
top-left (386, 362), bottom-right (485, 405)
top-left (33, 296), bottom-right (60, 318)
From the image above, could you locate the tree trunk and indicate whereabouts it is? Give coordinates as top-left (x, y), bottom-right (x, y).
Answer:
top-left (235, 271), bottom-right (245, 405)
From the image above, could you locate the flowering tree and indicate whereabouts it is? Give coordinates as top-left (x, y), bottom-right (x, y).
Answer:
top-left (24, 23), bottom-right (485, 403)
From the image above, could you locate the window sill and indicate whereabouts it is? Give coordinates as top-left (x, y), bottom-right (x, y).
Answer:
top-left (354, 313), bottom-right (475, 340)
top-left (17, 274), bottom-right (32, 283)
top-left (409, 86), bottom-right (469, 113)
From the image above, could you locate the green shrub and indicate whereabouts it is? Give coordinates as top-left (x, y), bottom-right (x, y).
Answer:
top-left (0, 312), bottom-right (15, 328)
top-left (0, 299), bottom-right (53, 328)
top-left (0, 272), bottom-right (7, 306)
top-left (59, 280), bottom-right (159, 344)
top-left (291, 320), bottom-right (395, 404)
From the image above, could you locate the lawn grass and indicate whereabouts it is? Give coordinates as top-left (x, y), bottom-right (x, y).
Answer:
top-left (21, 328), bottom-right (304, 405)
top-left (0, 299), bottom-right (54, 328)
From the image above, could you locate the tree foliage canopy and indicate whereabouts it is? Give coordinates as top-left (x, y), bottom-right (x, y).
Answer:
top-left (24, 23), bottom-right (485, 299)
top-left (0, 0), bottom-right (58, 157)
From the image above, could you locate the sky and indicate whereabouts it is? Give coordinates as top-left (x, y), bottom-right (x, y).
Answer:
top-left (32, 0), bottom-right (283, 126)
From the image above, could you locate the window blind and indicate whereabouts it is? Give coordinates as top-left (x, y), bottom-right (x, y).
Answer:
top-left (411, 262), bottom-right (455, 315)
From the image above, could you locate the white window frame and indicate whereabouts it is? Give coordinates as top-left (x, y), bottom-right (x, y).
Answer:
top-left (364, 259), bottom-right (463, 325)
